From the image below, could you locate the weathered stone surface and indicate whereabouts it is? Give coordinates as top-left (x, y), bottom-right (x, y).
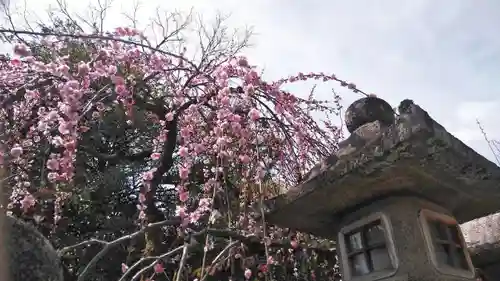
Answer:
top-left (337, 196), bottom-right (469, 281)
top-left (302, 119), bottom-right (388, 183)
top-left (3, 214), bottom-right (63, 281)
top-left (263, 99), bottom-right (500, 236)
top-left (462, 212), bottom-right (500, 278)
top-left (462, 212), bottom-right (500, 248)
top-left (344, 96), bottom-right (395, 133)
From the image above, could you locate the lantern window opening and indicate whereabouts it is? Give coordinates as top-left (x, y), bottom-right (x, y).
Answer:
top-left (419, 209), bottom-right (475, 278)
top-left (338, 212), bottom-right (399, 281)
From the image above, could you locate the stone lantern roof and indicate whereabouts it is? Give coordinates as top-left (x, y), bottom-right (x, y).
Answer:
top-left (262, 97), bottom-right (500, 237)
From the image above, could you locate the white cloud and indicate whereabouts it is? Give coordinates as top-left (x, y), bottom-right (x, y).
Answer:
top-left (3, 0), bottom-right (500, 163)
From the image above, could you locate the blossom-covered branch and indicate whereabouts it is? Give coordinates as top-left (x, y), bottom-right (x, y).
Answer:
top-left (0, 4), bottom-right (356, 280)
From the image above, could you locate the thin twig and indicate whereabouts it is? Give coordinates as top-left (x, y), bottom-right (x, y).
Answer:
top-left (0, 28), bottom-right (198, 70)
top-left (476, 119), bottom-right (500, 165)
top-left (120, 245), bottom-right (184, 281)
top-left (58, 218), bottom-right (181, 281)
top-left (175, 243), bottom-right (189, 281)
top-left (199, 241), bottom-right (239, 281)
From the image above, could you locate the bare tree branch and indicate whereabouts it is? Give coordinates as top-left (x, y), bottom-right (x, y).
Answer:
top-left (121, 245), bottom-right (184, 281)
top-left (58, 218), bottom-right (181, 281)
top-left (0, 28), bottom-right (198, 70)
top-left (59, 214), bottom-right (335, 281)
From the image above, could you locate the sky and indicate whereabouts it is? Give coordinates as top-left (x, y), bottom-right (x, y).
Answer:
top-left (2, 0), bottom-right (500, 163)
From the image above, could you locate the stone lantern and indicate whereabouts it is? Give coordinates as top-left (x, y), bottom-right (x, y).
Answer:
top-left (262, 97), bottom-right (500, 281)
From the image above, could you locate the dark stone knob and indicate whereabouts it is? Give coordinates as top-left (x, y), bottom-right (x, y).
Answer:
top-left (345, 96), bottom-right (395, 133)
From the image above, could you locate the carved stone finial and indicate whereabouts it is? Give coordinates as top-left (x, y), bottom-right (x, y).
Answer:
top-left (344, 96), bottom-right (395, 133)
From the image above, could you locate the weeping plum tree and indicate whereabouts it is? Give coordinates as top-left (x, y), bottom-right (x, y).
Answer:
top-left (0, 2), bottom-right (370, 281)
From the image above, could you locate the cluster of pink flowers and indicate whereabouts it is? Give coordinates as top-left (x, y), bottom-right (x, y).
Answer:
top-left (0, 26), bottom-right (359, 229)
